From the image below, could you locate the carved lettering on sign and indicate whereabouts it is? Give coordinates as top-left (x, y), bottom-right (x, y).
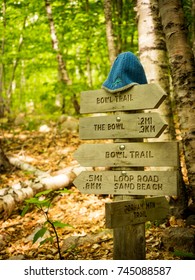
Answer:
top-left (124, 202), bottom-right (145, 213)
top-left (129, 150), bottom-right (154, 158)
top-left (138, 116), bottom-right (156, 133)
top-left (105, 196), bottom-right (169, 228)
top-left (73, 171), bottom-right (178, 196)
top-left (105, 151), bottom-right (127, 158)
top-left (94, 123), bottom-right (125, 131)
top-left (113, 174), bottom-right (163, 192)
top-left (79, 113), bottom-right (167, 139)
top-left (124, 201), bottom-right (156, 219)
top-left (104, 150), bottom-right (154, 159)
top-left (84, 174), bottom-right (102, 190)
top-left (107, 123), bottom-right (125, 130)
top-left (94, 124), bottom-right (105, 131)
top-left (96, 93), bottom-right (133, 105)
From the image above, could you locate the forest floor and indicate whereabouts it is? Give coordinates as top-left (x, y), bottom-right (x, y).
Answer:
top-left (0, 117), bottom-right (186, 260)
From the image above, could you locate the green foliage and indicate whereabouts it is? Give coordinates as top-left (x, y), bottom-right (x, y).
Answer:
top-left (173, 250), bottom-right (195, 260)
top-left (0, 0), bottom-right (138, 117)
top-left (145, 220), bottom-right (165, 229)
top-left (33, 227), bottom-right (48, 244)
top-left (21, 188), bottom-right (73, 260)
top-left (182, 0), bottom-right (194, 45)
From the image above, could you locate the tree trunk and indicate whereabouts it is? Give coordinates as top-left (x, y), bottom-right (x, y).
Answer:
top-left (6, 16), bottom-right (27, 109)
top-left (0, 0), bottom-right (7, 117)
top-left (192, 0), bottom-right (195, 56)
top-left (45, 0), bottom-right (71, 86)
top-left (137, 0), bottom-right (188, 217)
top-left (137, 0), bottom-right (175, 140)
top-left (0, 140), bottom-right (12, 173)
top-left (159, 0), bottom-right (195, 209)
top-left (85, 0), bottom-right (93, 88)
top-left (45, 0), bottom-right (73, 113)
top-left (0, 157), bottom-right (93, 219)
top-left (103, 0), bottom-right (117, 65)
top-left (113, 0), bottom-right (123, 54)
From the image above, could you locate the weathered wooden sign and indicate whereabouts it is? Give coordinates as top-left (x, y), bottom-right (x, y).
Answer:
top-left (74, 142), bottom-right (179, 167)
top-left (79, 113), bottom-right (168, 139)
top-left (105, 196), bottom-right (169, 228)
top-left (74, 80), bottom-right (178, 260)
top-left (80, 84), bottom-right (167, 113)
top-left (73, 170), bottom-right (178, 196)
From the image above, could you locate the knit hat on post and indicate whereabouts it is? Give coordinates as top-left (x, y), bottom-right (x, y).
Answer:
top-left (102, 52), bottom-right (147, 93)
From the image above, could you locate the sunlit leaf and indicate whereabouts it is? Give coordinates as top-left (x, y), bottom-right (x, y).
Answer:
top-left (25, 197), bottom-right (50, 207)
top-left (35, 189), bottom-right (53, 197)
top-left (21, 204), bottom-right (30, 217)
top-left (33, 227), bottom-right (48, 244)
top-left (55, 188), bottom-right (71, 194)
top-left (52, 221), bottom-right (73, 228)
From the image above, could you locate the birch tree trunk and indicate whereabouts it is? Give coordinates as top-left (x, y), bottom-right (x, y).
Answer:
top-left (159, 0), bottom-right (195, 209)
top-left (137, 0), bottom-right (175, 140)
top-left (103, 0), bottom-right (117, 65)
top-left (45, 0), bottom-right (79, 113)
top-left (0, 157), bottom-right (93, 219)
top-left (0, 0), bottom-right (8, 116)
top-left (6, 16), bottom-right (27, 108)
top-left (45, 0), bottom-right (71, 86)
top-left (137, 0), bottom-right (189, 216)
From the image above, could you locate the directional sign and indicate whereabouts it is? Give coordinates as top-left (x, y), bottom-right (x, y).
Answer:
top-left (74, 142), bottom-right (179, 167)
top-left (80, 84), bottom-right (167, 113)
top-left (105, 196), bottom-right (169, 228)
top-left (73, 170), bottom-right (178, 196)
top-left (79, 113), bottom-right (167, 139)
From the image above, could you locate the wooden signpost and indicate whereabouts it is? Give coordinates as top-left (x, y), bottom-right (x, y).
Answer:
top-left (80, 83), bottom-right (167, 113)
top-left (105, 196), bottom-right (169, 228)
top-left (74, 142), bottom-right (179, 167)
top-left (79, 112), bottom-right (167, 139)
top-left (73, 83), bottom-right (178, 260)
top-left (73, 170), bottom-right (178, 196)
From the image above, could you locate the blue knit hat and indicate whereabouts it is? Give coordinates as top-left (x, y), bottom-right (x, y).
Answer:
top-left (102, 52), bottom-right (147, 93)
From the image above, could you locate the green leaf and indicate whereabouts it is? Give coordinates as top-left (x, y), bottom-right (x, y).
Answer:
top-left (52, 221), bottom-right (73, 228)
top-left (21, 204), bottom-right (30, 217)
top-left (25, 197), bottom-right (51, 207)
top-left (40, 237), bottom-right (54, 246)
top-left (174, 250), bottom-right (195, 259)
top-left (25, 197), bottom-right (40, 204)
top-left (33, 227), bottom-right (47, 244)
top-left (35, 189), bottom-right (53, 197)
top-left (54, 188), bottom-right (71, 194)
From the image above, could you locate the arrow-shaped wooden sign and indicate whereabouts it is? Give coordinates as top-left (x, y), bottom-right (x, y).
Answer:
top-left (80, 84), bottom-right (167, 113)
top-left (73, 170), bottom-right (178, 196)
top-left (79, 113), bottom-right (167, 139)
top-left (74, 142), bottom-right (179, 167)
top-left (105, 196), bottom-right (169, 228)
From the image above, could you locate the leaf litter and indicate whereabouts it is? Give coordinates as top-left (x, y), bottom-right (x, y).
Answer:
top-left (0, 121), bottom-right (182, 260)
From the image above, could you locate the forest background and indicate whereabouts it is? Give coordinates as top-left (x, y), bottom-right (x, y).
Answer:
top-left (0, 0), bottom-right (195, 230)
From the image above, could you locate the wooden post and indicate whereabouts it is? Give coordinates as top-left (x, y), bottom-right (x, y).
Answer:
top-left (113, 212), bottom-right (145, 259)
top-left (113, 133), bottom-right (145, 260)
top-left (73, 85), bottom-right (174, 260)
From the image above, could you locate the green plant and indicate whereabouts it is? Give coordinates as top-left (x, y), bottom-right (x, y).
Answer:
top-left (173, 250), bottom-right (195, 260)
top-left (21, 188), bottom-right (73, 260)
